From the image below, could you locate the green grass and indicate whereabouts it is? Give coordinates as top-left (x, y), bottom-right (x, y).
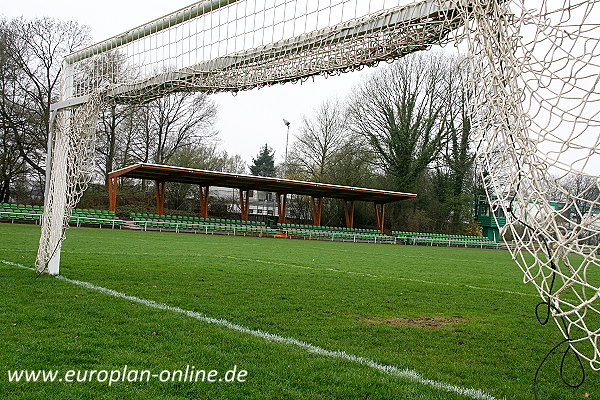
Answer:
top-left (0, 222), bottom-right (597, 399)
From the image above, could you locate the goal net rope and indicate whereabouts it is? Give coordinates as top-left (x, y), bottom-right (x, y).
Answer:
top-left (460, 0), bottom-right (600, 371)
top-left (38, 0), bottom-right (600, 372)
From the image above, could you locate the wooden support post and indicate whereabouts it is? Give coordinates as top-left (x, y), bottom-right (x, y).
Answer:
top-left (239, 189), bottom-right (250, 221)
top-left (155, 181), bottom-right (166, 215)
top-left (276, 192), bottom-right (288, 224)
top-left (344, 200), bottom-right (355, 229)
top-left (108, 176), bottom-right (118, 213)
top-left (199, 186), bottom-right (209, 218)
top-left (310, 196), bottom-right (323, 226)
top-left (374, 203), bottom-right (385, 233)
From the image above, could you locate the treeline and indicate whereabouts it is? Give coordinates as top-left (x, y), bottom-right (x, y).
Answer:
top-left (0, 17), bottom-right (90, 203)
top-left (0, 16), bottom-right (244, 212)
top-left (286, 53), bottom-right (479, 233)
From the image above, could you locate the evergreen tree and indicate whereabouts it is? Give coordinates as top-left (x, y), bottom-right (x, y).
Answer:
top-left (250, 144), bottom-right (276, 177)
top-left (347, 53), bottom-right (450, 193)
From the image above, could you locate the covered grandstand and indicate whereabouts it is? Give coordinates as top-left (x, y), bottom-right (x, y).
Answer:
top-left (108, 163), bottom-right (417, 233)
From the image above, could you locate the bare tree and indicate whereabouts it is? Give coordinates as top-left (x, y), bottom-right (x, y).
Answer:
top-left (328, 137), bottom-right (376, 187)
top-left (287, 99), bottom-right (377, 225)
top-left (89, 51), bottom-right (139, 184)
top-left (2, 17), bottom-right (90, 179)
top-left (131, 93), bottom-right (217, 165)
top-left (0, 109), bottom-right (27, 201)
top-left (558, 173), bottom-right (600, 223)
top-left (0, 21), bottom-right (27, 201)
top-left (169, 143), bottom-right (246, 173)
top-left (289, 100), bottom-right (350, 182)
top-left (0, 16), bottom-right (90, 203)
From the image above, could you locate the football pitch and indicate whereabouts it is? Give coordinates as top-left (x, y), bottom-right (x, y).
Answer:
top-left (1, 223), bottom-right (597, 399)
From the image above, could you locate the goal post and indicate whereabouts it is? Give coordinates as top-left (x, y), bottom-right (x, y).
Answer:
top-left (41, 61), bottom-right (74, 276)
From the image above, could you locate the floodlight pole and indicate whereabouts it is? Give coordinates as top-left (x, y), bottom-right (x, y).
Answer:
top-left (283, 119), bottom-right (290, 178)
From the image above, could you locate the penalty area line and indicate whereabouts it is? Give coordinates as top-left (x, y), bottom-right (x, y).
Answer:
top-left (1, 259), bottom-right (501, 400)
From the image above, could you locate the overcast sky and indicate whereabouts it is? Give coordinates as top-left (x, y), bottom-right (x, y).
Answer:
top-left (1, 0), bottom-right (383, 167)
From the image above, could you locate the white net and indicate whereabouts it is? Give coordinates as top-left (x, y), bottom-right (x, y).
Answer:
top-left (36, 90), bottom-right (104, 274)
top-left (67, 0), bottom-right (462, 103)
top-left (39, 0), bottom-right (599, 376)
top-left (458, 0), bottom-right (600, 372)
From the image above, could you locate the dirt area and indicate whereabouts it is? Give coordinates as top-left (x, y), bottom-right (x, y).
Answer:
top-left (362, 315), bottom-right (467, 328)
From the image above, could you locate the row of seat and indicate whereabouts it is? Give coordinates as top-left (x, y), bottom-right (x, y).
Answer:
top-left (298, 231), bottom-right (395, 242)
top-left (126, 213), bottom-right (398, 242)
top-left (133, 220), bottom-right (277, 236)
top-left (70, 215), bottom-right (124, 227)
top-left (74, 208), bottom-right (116, 216)
top-left (0, 203), bottom-right (123, 227)
top-left (392, 230), bottom-right (498, 247)
top-left (1, 203), bottom-right (43, 211)
top-left (394, 231), bottom-right (488, 239)
top-left (71, 208), bottom-right (122, 226)
top-left (277, 222), bottom-right (381, 234)
top-left (277, 224), bottom-right (395, 243)
top-left (129, 213), bottom-right (267, 227)
top-left (0, 204), bottom-right (45, 222)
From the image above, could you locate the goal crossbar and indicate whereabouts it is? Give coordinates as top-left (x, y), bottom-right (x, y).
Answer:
top-left (81, 0), bottom-right (464, 103)
top-left (65, 0), bottom-right (240, 65)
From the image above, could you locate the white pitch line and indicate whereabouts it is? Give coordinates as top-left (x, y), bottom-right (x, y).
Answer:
top-left (1, 259), bottom-right (501, 400)
top-left (1, 260), bottom-right (34, 270)
top-left (221, 255), bottom-right (537, 298)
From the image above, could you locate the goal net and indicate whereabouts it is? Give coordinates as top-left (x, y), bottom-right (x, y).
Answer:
top-left (40, 0), bottom-right (599, 373)
top-left (461, 0), bottom-right (600, 372)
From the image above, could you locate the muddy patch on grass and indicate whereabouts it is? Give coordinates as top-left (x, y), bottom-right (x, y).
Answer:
top-left (363, 315), bottom-right (467, 329)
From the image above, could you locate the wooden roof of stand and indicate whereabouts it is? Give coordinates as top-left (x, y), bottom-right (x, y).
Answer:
top-left (109, 163), bottom-right (416, 204)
